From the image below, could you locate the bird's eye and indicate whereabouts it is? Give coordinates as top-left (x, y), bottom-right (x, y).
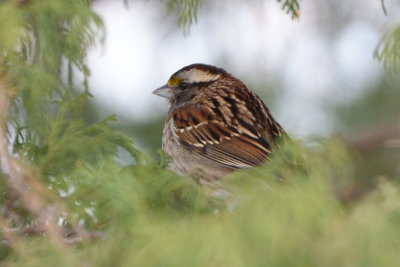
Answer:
top-left (179, 82), bottom-right (189, 90)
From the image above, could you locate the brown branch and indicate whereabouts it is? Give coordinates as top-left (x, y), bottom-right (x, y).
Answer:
top-left (344, 122), bottom-right (400, 153)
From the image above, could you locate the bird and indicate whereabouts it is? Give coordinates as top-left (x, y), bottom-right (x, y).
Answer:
top-left (153, 63), bottom-right (285, 184)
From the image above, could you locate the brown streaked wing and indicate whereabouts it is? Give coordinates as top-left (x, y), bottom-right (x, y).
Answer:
top-left (171, 104), bottom-right (272, 169)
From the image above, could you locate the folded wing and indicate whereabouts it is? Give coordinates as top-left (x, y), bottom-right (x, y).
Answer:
top-left (170, 104), bottom-right (281, 169)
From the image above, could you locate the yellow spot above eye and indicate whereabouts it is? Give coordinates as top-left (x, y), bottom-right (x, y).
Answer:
top-left (167, 76), bottom-right (181, 86)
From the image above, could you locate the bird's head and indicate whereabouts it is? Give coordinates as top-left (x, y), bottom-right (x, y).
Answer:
top-left (153, 64), bottom-right (228, 108)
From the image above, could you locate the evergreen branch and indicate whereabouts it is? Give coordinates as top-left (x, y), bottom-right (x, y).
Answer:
top-left (165, 0), bottom-right (301, 33)
top-left (1, 0), bottom-right (136, 252)
top-left (0, 72), bottom-right (98, 248)
top-left (276, 0), bottom-right (301, 19)
top-left (158, 149), bottom-right (172, 168)
top-left (166, 0), bottom-right (202, 33)
top-left (374, 24), bottom-right (400, 74)
top-left (0, 73), bottom-right (65, 247)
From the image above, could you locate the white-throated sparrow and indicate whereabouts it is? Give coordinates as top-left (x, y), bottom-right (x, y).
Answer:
top-left (153, 64), bottom-right (285, 184)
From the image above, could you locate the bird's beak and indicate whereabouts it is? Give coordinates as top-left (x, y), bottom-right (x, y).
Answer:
top-left (152, 85), bottom-right (173, 98)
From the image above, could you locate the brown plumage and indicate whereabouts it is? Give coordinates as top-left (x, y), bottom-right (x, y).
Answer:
top-left (153, 64), bottom-right (285, 183)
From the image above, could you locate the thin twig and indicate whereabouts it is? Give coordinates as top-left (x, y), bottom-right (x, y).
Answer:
top-left (381, 0), bottom-right (387, 15)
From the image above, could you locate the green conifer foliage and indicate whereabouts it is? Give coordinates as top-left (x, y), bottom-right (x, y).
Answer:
top-left (375, 24), bottom-right (400, 74)
top-left (0, 0), bottom-right (142, 254)
top-left (1, 0), bottom-right (400, 266)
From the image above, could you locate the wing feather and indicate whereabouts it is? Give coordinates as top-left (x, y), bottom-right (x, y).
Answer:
top-left (170, 104), bottom-right (277, 169)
